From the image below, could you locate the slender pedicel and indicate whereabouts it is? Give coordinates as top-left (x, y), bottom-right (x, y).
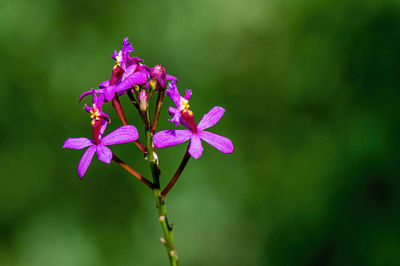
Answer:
top-left (161, 145), bottom-right (191, 198)
top-left (112, 97), bottom-right (129, 125)
top-left (152, 89), bottom-right (165, 133)
top-left (112, 154), bottom-right (153, 189)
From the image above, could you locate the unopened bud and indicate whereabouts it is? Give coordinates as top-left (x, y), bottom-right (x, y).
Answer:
top-left (149, 79), bottom-right (157, 90)
top-left (110, 65), bottom-right (123, 85)
top-left (160, 237), bottom-right (167, 244)
top-left (139, 90), bottom-right (149, 112)
top-left (150, 64), bottom-right (166, 89)
top-left (159, 216), bottom-right (166, 222)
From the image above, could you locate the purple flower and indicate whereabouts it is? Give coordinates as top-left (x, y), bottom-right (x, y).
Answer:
top-left (153, 106), bottom-right (233, 159)
top-left (79, 64), bottom-right (148, 103)
top-left (165, 80), bottom-right (192, 126)
top-left (111, 37), bottom-right (142, 71)
top-left (83, 91), bottom-right (109, 125)
top-left (63, 125), bottom-right (139, 178)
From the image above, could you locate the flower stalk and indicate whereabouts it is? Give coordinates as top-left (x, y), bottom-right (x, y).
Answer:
top-left (151, 89), bottom-right (165, 133)
top-left (112, 154), bottom-right (153, 189)
top-left (63, 37), bottom-right (233, 266)
top-left (144, 112), bottom-right (178, 265)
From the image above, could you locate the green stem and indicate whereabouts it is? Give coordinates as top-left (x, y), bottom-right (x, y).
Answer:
top-left (153, 189), bottom-right (178, 266)
top-left (144, 109), bottom-right (178, 266)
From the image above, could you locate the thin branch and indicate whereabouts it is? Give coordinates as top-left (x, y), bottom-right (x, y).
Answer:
top-left (112, 154), bottom-right (153, 189)
top-left (151, 90), bottom-right (165, 134)
top-left (112, 97), bottom-right (129, 125)
top-left (161, 145), bottom-right (191, 198)
top-left (134, 141), bottom-right (148, 154)
top-left (112, 95), bottom-right (148, 154)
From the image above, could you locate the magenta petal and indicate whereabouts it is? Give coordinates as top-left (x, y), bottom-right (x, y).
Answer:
top-left (63, 138), bottom-right (93, 150)
top-left (78, 146), bottom-right (96, 178)
top-left (197, 106), bottom-right (225, 131)
top-left (104, 85), bottom-right (116, 102)
top-left (168, 106), bottom-right (178, 116)
top-left (153, 130), bottom-right (193, 148)
top-left (116, 71), bottom-right (148, 92)
top-left (99, 120), bottom-right (108, 139)
top-left (165, 81), bottom-right (180, 107)
top-left (96, 144), bottom-right (113, 164)
top-left (79, 89), bottom-right (105, 103)
top-left (101, 125), bottom-right (139, 145)
top-left (79, 90), bottom-right (93, 103)
top-left (122, 65), bottom-right (137, 78)
top-left (99, 80), bottom-right (110, 88)
top-left (166, 74), bottom-right (178, 82)
top-left (188, 134), bottom-right (203, 159)
top-left (184, 89), bottom-right (192, 100)
top-left (198, 131), bottom-right (233, 154)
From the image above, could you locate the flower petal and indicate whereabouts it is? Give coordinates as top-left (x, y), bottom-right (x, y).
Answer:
top-left (99, 120), bottom-right (109, 139)
top-left (166, 74), bottom-right (178, 82)
top-left (122, 65), bottom-right (137, 78)
top-left (188, 134), bottom-right (203, 159)
top-left (78, 146), bottom-right (96, 178)
top-left (153, 130), bottom-right (193, 148)
top-left (168, 109), bottom-right (182, 126)
top-left (63, 138), bottom-right (93, 150)
top-left (116, 71), bottom-right (148, 92)
top-left (168, 106), bottom-right (178, 116)
top-left (96, 144), bottom-right (113, 164)
top-left (165, 81), bottom-right (180, 107)
top-left (198, 131), bottom-right (233, 154)
top-left (184, 89), bottom-right (192, 100)
top-left (101, 125), bottom-right (139, 145)
top-left (99, 80), bottom-right (110, 89)
top-left (79, 89), bottom-right (101, 103)
top-left (104, 85), bottom-right (116, 102)
top-left (122, 37), bottom-right (133, 53)
top-left (197, 106), bottom-right (225, 131)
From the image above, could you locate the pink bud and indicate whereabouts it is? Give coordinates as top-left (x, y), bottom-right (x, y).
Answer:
top-left (139, 90), bottom-right (149, 111)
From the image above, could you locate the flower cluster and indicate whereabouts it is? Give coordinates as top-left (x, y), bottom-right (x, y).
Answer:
top-left (62, 37), bottom-right (234, 265)
top-left (63, 37), bottom-right (233, 177)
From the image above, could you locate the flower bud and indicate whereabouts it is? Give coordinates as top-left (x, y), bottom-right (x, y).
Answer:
top-left (110, 65), bottom-right (124, 85)
top-left (150, 64), bottom-right (166, 89)
top-left (139, 90), bottom-right (149, 112)
top-left (149, 79), bottom-right (157, 90)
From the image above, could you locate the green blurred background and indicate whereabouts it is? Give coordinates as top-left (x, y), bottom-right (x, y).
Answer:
top-left (1, 0), bottom-right (400, 265)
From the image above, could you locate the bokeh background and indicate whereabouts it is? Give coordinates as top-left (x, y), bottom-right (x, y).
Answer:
top-left (1, 0), bottom-right (400, 265)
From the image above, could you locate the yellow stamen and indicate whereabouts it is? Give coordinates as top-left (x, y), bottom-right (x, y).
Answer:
top-left (89, 105), bottom-right (102, 124)
top-left (179, 98), bottom-right (190, 113)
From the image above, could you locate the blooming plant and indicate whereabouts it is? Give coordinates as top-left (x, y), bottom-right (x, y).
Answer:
top-left (63, 37), bottom-right (233, 265)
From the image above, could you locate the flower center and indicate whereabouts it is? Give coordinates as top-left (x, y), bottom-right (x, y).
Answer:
top-left (114, 52), bottom-right (123, 69)
top-left (179, 98), bottom-right (190, 112)
top-left (90, 104), bottom-right (102, 126)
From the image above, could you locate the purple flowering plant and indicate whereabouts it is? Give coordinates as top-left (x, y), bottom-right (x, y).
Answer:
top-left (63, 37), bottom-right (233, 265)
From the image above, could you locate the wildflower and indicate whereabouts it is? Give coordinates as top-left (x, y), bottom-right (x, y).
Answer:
top-left (83, 91), bottom-right (109, 125)
top-left (111, 37), bottom-right (142, 71)
top-left (153, 106), bottom-right (233, 159)
top-left (139, 90), bottom-right (149, 112)
top-left (79, 65), bottom-right (148, 103)
top-left (165, 80), bottom-right (192, 126)
top-left (63, 125), bottom-right (139, 178)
